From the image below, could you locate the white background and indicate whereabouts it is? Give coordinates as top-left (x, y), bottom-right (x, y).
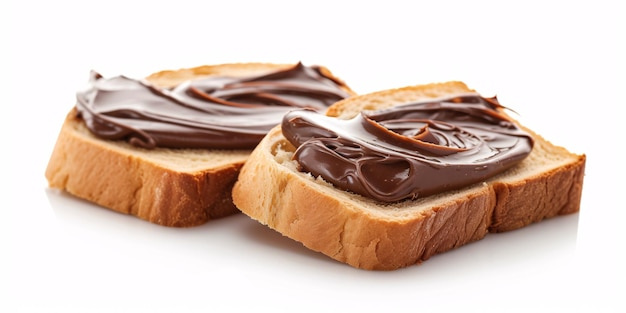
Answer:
top-left (3, 0), bottom-right (624, 312)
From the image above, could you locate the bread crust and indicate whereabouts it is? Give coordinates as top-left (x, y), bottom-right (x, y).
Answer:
top-left (232, 82), bottom-right (586, 270)
top-left (45, 63), bottom-right (355, 227)
top-left (490, 126), bottom-right (586, 232)
top-left (46, 108), bottom-right (246, 226)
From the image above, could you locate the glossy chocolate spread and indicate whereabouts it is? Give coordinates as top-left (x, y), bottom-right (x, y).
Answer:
top-left (282, 95), bottom-right (534, 202)
top-left (76, 62), bottom-right (351, 149)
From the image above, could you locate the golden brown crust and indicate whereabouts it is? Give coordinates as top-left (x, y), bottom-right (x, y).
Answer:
top-left (490, 133), bottom-right (586, 232)
top-left (232, 82), bottom-right (586, 270)
top-left (325, 81), bottom-right (474, 118)
top-left (45, 109), bottom-right (244, 226)
top-left (146, 63), bottom-right (296, 88)
top-left (146, 62), bottom-right (357, 95)
top-left (45, 62), bottom-right (356, 227)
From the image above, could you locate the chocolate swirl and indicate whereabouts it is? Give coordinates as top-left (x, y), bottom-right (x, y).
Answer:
top-left (282, 95), bottom-right (534, 202)
top-left (76, 62), bottom-right (351, 149)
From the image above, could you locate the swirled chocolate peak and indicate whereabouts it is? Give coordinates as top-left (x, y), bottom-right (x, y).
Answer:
top-left (76, 62), bottom-right (351, 149)
top-left (282, 95), bottom-right (534, 202)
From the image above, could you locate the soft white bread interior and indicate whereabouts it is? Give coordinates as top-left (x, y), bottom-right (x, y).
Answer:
top-left (45, 63), bottom-right (354, 227)
top-left (232, 81), bottom-right (586, 270)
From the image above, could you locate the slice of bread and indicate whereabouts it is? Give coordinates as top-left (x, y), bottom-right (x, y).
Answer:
top-left (231, 81), bottom-right (586, 270)
top-left (45, 63), bottom-right (355, 227)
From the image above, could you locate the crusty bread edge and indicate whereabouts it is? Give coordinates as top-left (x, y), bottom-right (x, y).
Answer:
top-left (147, 63), bottom-right (296, 88)
top-left (147, 62), bottom-right (355, 95)
top-left (45, 108), bottom-right (245, 226)
top-left (490, 125), bottom-right (586, 232)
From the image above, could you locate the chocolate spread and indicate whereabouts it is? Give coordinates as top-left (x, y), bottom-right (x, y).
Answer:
top-left (282, 95), bottom-right (534, 202)
top-left (76, 62), bottom-right (351, 149)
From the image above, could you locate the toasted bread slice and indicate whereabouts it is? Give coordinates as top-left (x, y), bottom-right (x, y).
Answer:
top-left (232, 81), bottom-right (585, 270)
top-left (45, 63), bottom-right (355, 227)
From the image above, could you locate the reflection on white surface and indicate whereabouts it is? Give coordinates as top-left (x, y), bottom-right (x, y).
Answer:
top-left (11, 187), bottom-right (579, 312)
top-left (45, 187), bottom-right (580, 274)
